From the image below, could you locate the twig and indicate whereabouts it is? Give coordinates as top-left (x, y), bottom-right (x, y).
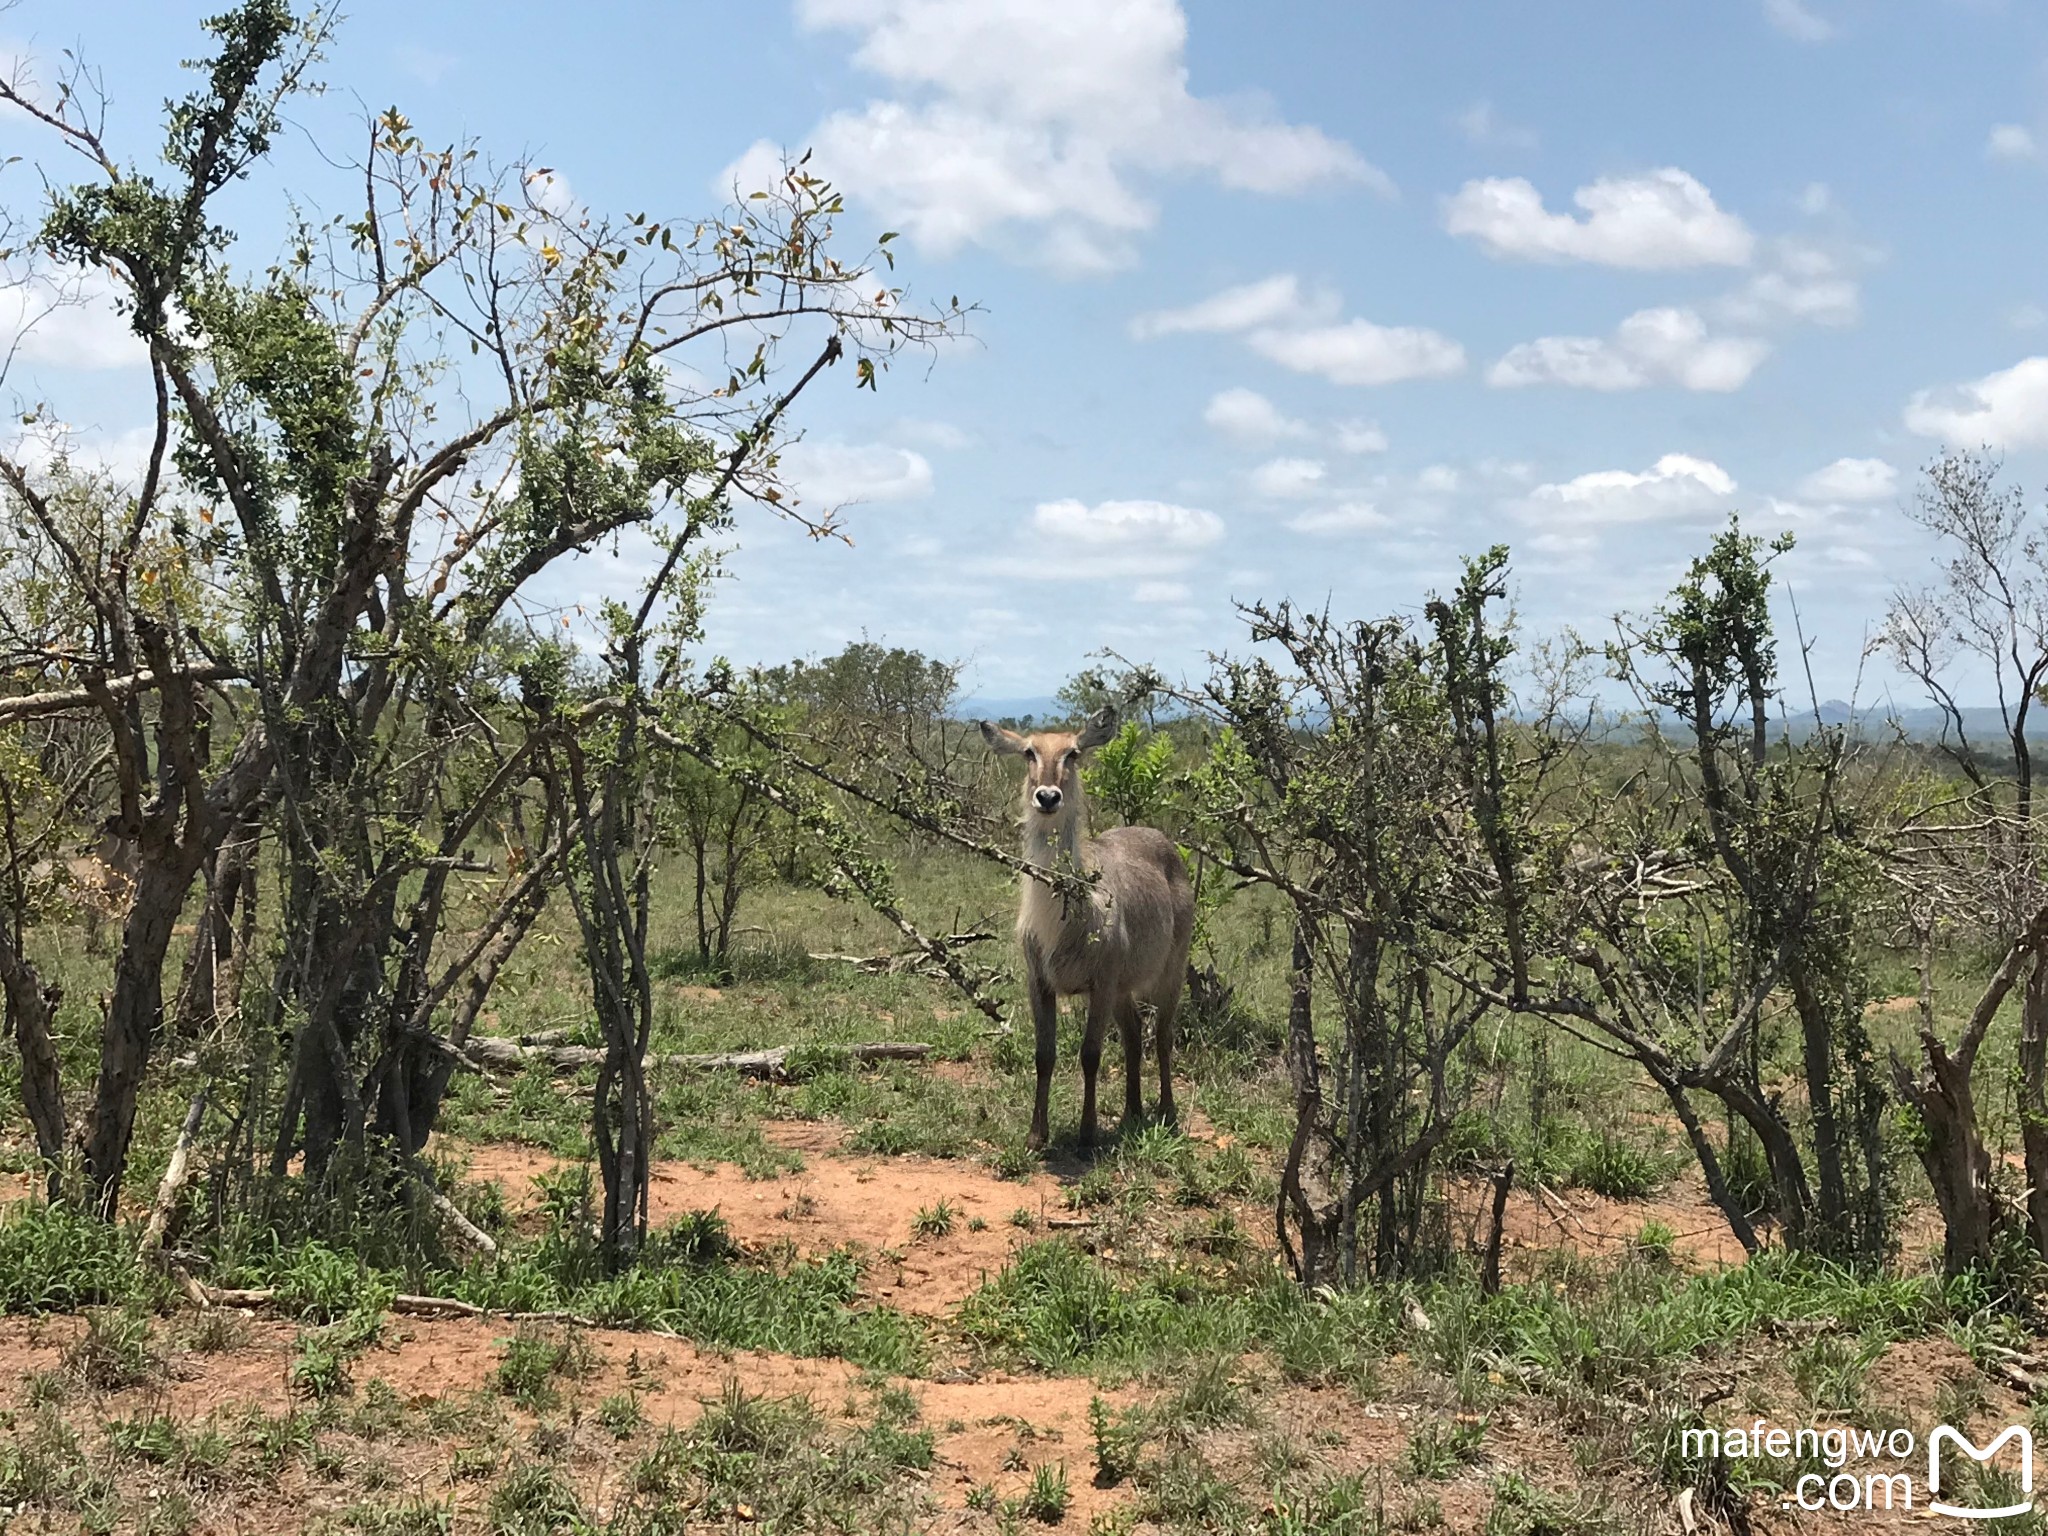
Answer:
top-left (461, 1037), bottom-right (934, 1080)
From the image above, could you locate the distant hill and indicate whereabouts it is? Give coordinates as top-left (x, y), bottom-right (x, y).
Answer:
top-left (954, 696), bottom-right (1062, 726)
top-left (955, 693), bottom-right (2048, 750)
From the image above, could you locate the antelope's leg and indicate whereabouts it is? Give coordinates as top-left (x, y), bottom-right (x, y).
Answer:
top-left (1118, 996), bottom-right (1144, 1126)
top-left (1027, 968), bottom-right (1058, 1151)
top-left (1153, 984), bottom-right (1180, 1127)
top-left (1079, 987), bottom-right (1113, 1150)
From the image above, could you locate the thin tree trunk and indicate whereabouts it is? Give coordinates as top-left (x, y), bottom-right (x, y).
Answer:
top-left (85, 854), bottom-right (201, 1218)
top-left (1481, 1159), bottom-right (1514, 1296)
top-left (1277, 913), bottom-right (1334, 1286)
top-left (1, 929), bottom-right (66, 1202)
top-left (1791, 968), bottom-right (1849, 1254)
top-left (2019, 958), bottom-right (2048, 1260)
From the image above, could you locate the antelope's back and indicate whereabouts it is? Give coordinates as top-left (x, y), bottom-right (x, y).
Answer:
top-left (1092, 826), bottom-right (1195, 989)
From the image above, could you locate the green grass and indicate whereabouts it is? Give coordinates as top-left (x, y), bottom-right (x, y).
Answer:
top-left (0, 1202), bottom-right (153, 1314)
top-left (494, 1324), bottom-right (597, 1410)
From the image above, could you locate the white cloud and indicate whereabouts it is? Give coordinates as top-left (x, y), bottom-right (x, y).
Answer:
top-left (1989, 124), bottom-right (2039, 163)
top-left (1136, 272), bottom-right (1463, 386)
top-left (12, 423), bottom-right (159, 485)
top-left (1248, 456), bottom-right (1327, 498)
top-left (1032, 496), bottom-right (1223, 550)
top-left (1286, 501), bottom-right (1387, 536)
top-left (1130, 273), bottom-right (1335, 338)
top-left (1489, 307), bottom-right (1768, 392)
top-left (1443, 168), bottom-right (1755, 269)
top-left (778, 440), bottom-right (934, 507)
top-left (728, 0), bottom-right (1385, 274)
top-left (522, 167), bottom-right (578, 219)
top-left (1797, 457), bottom-right (1896, 503)
top-left (1517, 453), bottom-right (1737, 535)
top-left (1248, 317), bottom-right (1466, 386)
top-left (1456, 99), bottom-right (1537, 151)
top-left (1797, 182), bottom-right (1834, 215)
top-left (1203, 387), bottom-right (1308, 445)
top-left (1416, 465), bottom-right (1461, 494)
top-left (2010, 303), bottom-right (2048, 331)
top-left (1763, 0), bottom-right (1834, 41)
top-left (890, 417), bottom-right (973, 450)
top-left (1132, 579), bottom-right (1189, 603)
top-left (1903, 356), bottom-right (2048, 447)
top-left (0, 266), bottom-right (147, 372)
top-left (1334, 420), bottom-right (1388, 454)
top-left (1720, 240), bottom-right (1860, 327)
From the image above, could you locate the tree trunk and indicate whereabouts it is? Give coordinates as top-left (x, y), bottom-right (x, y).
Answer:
top-left (1654, 1069), bottom-right (1759, 1255)
top-left (1716, 1077), bottom-right (1812, 1250)
top-left (85, 854), bottom-right (199, 1217)
top-left (1277, 914), bottom-right (1336, 1287)
top-left (2018, 958), bottom-right (2048, 1261)
top-left (1790, 968), bottom-right (1850, 1255)
top-left (1, 929), bottom-right (66, 1201)
top-left (1894, 1033), bottom-right (2000, 1276)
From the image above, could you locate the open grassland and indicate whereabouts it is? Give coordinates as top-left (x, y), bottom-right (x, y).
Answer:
top-left (2, 844), bottom-right (2044, 1535)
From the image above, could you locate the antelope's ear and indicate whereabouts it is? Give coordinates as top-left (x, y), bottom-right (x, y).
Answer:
top-left (1076, 706), bottom-right (1118, 752)
top-left (979, 720), bottom-right (1028, 756)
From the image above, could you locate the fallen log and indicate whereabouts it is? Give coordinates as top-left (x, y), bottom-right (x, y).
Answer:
top-left (462, 1037), bottom-right (935, 1080)
top-left (198, 1285), bottom-right (594, 1326)
top-left (141, 1084), bottom-right (210, 1255)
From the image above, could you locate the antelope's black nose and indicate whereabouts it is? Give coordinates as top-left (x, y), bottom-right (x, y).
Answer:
top-left (1034, 786), bottom-right (1063, 813)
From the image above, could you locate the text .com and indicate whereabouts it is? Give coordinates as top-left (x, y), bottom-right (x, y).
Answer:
top-left (1681, 1421), bottom-right (2035, 1517)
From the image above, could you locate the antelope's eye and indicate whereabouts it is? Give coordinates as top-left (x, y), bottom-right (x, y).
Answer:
top-left (1023, 748), bottom-right (1037, 764)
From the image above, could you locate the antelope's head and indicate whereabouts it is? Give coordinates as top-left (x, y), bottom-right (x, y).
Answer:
top-left (979, 706), bottom-right (1118, 830)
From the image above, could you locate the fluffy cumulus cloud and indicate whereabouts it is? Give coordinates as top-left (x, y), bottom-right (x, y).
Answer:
top-left (1248, 318), bottom-right (1466, 386)
top-left (777, 439), bottom-right (934, 508)
top-left (1517, 454), bottom-right (1737, 541)
top-left (1719, 240), bottom-right (1861, 328)
top-left (0, 266), bottom-right (147, 372)
top-left (1135, 271), bottom-right (1463, 386)
top-left (1989, 124), bottom-right (2040, 163)
top-left (725, 0), bottom-right (1384, 274)
top-left (1130, 273), bottom-right (1336, 339)
top-left (12, 423), bottom-right (159, 485)
top-left (1797, 457), bottom-right (1897, 503)
top-left (1034, 496), bottom-right (1222, 548)
top-left (1489, 307), bottom-right (1768, 392)
top-left (1903, 357), bottom-right (2048, 447)
top-left (971, 496), bottom-right (1225, 580)
top-left (1335, 420), bottom-right (1388, 454)
top-left (1202, 386), bottom-right (1309, 445)
top-left (1443, 168), bottom-right (1755, 269)
top-left (1248, 455), bottom-right (1326, 498)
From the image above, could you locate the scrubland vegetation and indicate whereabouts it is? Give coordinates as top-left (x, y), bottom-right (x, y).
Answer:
top-left (12, 7), bottom-right (2048, 1533)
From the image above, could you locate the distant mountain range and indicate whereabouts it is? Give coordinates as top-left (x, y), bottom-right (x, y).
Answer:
top-left (957, 694), bottom-right (2041, 747)
top-left (956, 696), bottom-right (1064, 724)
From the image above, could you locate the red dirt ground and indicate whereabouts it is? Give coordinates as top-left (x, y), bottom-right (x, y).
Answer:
top-left (450, 1123), bottom-right (1070, 1316)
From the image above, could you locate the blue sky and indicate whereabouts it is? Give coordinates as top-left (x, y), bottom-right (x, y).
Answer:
top-left (11, 0), bottom-right (2048, 705)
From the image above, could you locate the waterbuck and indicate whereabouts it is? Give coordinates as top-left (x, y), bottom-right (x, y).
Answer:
top-left (978, 707), bottom-right (1194, 1150)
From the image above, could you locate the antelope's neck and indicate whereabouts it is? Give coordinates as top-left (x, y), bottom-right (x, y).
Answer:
top-left (1023, 807), bottom-right (1086, 871)
top-left (1021, 808), bottom-right (1089, 935)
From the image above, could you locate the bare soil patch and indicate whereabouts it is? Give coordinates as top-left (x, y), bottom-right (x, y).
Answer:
top-left (451, 1132), bottom-right (1066, 1314)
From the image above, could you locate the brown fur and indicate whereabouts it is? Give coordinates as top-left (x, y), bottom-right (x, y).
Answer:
top-left (978, 707), bottom-right (1194, 1149)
